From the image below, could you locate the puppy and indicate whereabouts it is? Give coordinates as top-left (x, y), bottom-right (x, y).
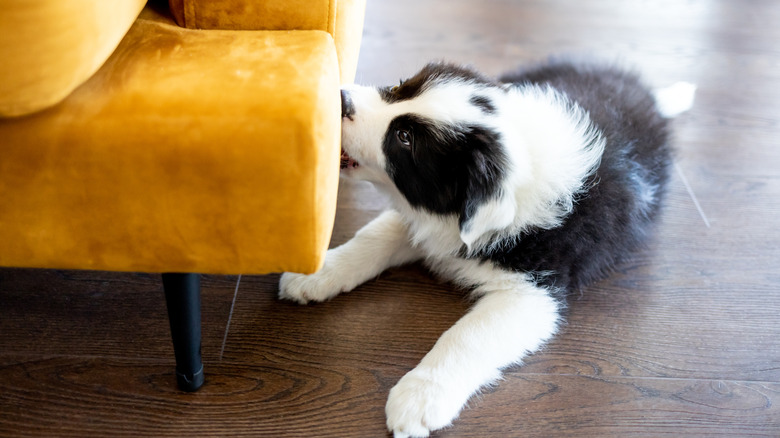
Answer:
top-left (280, 60), bottom-right (695, 437)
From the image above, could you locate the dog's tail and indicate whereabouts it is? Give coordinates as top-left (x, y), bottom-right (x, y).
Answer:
top-left (653, 82), bottom-right (696, 118)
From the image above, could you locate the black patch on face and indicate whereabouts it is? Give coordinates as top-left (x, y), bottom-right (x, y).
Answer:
top-left (382, 114), bottom-right (507, 219)
top-left (379, 62), bottom-right (499, 104)
top-left (469, 95), bottom-right (496, 114)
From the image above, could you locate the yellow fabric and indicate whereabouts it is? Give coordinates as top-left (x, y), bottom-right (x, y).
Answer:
top-left (0, 7), bottom-right (342, 275)
top-left (169, 0), bottom-right (336, 32)
top-left (167, 0), bottom-right (365, 84)
top-left (0, 0), bottom-right (146, 117)
top-left (333, 0), bottom-right (366, 84)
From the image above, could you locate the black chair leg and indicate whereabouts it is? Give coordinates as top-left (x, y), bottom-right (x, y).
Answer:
top-left (162, 273), bottom-right (205, 392)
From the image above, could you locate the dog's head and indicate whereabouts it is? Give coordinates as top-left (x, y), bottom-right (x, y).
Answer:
top-left (340, 63), bottom-right (521, 249)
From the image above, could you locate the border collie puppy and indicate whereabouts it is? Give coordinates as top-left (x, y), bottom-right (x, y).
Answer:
top-left (280, 60), bottom-right (695, 437)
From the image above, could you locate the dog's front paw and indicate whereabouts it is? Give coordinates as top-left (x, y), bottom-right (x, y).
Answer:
top-left (278, 271), bottom-right (344, 304)
top-left (386, 369), bottom-right (467, 438)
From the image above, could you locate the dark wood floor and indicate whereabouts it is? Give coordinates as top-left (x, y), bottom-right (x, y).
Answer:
top-left (2, 0), bottom-right (780, 436)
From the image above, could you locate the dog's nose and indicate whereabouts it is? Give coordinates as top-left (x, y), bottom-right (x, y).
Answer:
top-left (341, 89), bottom-right (355, 120)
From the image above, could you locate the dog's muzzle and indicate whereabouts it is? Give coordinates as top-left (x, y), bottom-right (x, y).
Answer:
top-left (341, 89), bottom-right (355, 120)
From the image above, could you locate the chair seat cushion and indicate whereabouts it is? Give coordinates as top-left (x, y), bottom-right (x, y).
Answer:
top-left (0, 7), bottom-right (341, 275)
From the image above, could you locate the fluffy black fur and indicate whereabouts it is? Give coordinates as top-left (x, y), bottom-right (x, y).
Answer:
top-left (485, 62), bottom-right (672, 292)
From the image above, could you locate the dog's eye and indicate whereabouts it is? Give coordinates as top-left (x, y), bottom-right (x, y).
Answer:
top-left (396, 129), bottom-right (412, 147)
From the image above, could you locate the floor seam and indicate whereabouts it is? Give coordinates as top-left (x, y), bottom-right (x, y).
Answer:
top-left (674, 162), bottom-right (711, 228)
top-left (219, 274), bottom-right (241, 361)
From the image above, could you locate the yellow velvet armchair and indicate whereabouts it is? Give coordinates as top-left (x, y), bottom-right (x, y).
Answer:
top-left (0, 0), bottom-right (365, 391)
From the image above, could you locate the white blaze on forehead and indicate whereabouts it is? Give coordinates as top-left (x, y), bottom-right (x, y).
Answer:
top-left (393, 79), bottom-right (494, 127)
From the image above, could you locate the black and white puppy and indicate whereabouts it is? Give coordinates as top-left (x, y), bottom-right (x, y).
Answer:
top-left (280, 60), bottom-right (695, 437)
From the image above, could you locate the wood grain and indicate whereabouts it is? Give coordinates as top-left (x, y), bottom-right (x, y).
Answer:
top-left (0, 271), bottom-right (237, 361)
top-left (2, 0), bottom-right (780, 436)
top-left (2, 356), bottom-right (777, 437)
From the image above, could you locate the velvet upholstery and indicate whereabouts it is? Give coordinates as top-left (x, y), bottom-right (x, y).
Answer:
top-left (0, 0), bottom-right (147, 117)
top-left (167, 0), bottom-right (365, 84)
top-left (0, 3), bottom-right (362, 275)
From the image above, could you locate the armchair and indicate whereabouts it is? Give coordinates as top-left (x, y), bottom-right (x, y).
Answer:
top-left (0, 0), bottom-right (365, 391)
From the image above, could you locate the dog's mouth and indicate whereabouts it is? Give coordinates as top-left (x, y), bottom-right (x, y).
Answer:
top-left (340, 149), bottom-right (359, 170)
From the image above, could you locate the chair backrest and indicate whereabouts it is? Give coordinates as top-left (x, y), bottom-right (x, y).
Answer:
top-left (0, 0), bottom-right (146, 117)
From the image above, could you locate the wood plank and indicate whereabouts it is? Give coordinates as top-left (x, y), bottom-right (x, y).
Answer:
top-left (1, 356), bottom-right (777, 437)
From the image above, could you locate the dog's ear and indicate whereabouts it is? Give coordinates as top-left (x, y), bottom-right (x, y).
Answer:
top-left (458, 145), bottom-right (516, 250)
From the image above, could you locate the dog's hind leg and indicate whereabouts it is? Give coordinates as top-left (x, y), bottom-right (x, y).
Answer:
top-left (279, 209), bottom-right (422, 304)
top-left (386, 260), bottom-right (561, 438)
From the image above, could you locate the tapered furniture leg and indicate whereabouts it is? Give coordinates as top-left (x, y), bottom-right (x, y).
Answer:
top-left (162, 273), bottom-right (205, 392)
